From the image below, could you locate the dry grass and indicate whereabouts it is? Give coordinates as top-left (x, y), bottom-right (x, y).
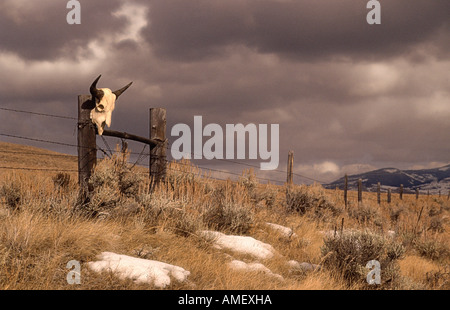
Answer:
top-left (0, 143), bottom-right (449, 290)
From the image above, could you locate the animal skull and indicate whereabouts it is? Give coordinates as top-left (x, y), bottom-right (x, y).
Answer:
top-left (89, 75), bottom-right (133, 135)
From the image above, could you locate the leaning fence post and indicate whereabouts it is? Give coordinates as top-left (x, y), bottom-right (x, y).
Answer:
top-left (149, 108), bottom-right (167, 189)
top-left (287, 151), bottom-right (294, 186)
top-left (377, 182), bottom-right (381, 205)
top-left (77, 95), bottom-right (97, 203)
top-left (358, 178), bottom-right (362, 204)
top-left (344, 174), bottom-right (348, 209)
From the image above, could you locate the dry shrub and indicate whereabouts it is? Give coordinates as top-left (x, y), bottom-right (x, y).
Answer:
top-left (425, 268), bottom-right (450, 289)
top-left (286, 185), bottom-right (342, 221)
top-left (428, 216), bottom-right (446, 233)
top-left (138, 193), bottom-right (202, 237)
top-left (412, 238), bottom-right (449, 262)
top-left (85, 152), bottom-right (145, 217)
top-left (203, 200), bottom-right (254, 234)
top-left (0, 180), bottom-right (22, 211)
top-left (320, 230), bottom-right (405, 287)
top-left (52, 173), bottom-right (71, 191)
top-left (201, 184), bottom-right (254, 234)
top-left (347, 204), bottom-right (383, 227)
top-left (389, 204), bottom-right (406, 224)
top-left (166, 159), bottom-right (201, 188)
top-left (238, 169), bottom-right (259, 201)
top-left (258, 185), bottom-right (279, 209)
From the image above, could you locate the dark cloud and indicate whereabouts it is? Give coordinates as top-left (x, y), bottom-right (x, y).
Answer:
top-left (143, 0), bottom-right (450, 62)
top-left (0, 1), bottom-right (127, 61)
top-left (0, 0), bottom-right (448, 183)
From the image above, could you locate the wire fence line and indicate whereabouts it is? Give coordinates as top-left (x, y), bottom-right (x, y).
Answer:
top-left (0, 106), bottom-right (326, 186)
top-left (0, 134), bottom-right (288, 185)
top-left (0, 107), bottom-right (76, 120)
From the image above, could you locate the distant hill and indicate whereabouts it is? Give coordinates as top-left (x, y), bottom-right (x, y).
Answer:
top-left (324, 165), bottom-right (450, 194)
top-left (0, 141), bottom-right (77, 174)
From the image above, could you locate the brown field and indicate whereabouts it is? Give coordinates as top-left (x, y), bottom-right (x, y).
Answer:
top-left (0, 142), bottom-right (448, 290)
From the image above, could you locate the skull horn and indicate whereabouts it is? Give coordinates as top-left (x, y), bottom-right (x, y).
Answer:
top-left (90, 75), bottom-right (103, 99)
top-left (113, 81), bottom-right (133, 99)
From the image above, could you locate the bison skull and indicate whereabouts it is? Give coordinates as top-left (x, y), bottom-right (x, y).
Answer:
top-left (89, 75), bottom-right (132, 135)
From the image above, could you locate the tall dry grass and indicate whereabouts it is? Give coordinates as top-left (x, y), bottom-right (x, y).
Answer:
top-left (0, 150), bottom-right (448, 290)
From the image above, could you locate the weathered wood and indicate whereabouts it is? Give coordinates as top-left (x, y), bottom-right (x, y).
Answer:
top-left (287, 151), bottom-right (294, 185)
top-left (78, 95), bottom-right (97, 202)
top-left (399, 184), bottom-right (403, 200)
top-left (344, 174), bottom-right (348, 209)
top-left (102, 129), bottom-right (158, 148)
top-left (149, 108), bottom-right (167, 188)
top-left (377, 182), bottom-right (381, 205)
top-left (358, 178), bottom-right (362, 203)
top-left (387, 189), bottom-right (391, 204)
top-left (416, 189), bottom-right (419, 200)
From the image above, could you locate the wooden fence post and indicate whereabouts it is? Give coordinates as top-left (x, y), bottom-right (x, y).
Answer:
top-left (358, 178), bottom-right (362, 204)
top-left (77, 95), bottom-right (97, 203)
top-left (287, 151), bottom-right (294, 185)
top-left (377, 182), bottom-right (381, 205)
top-left (344, 174), bottom-right (348, 209)
top-left (149, 108), bottom-right (167, 189)
top-left (416, 189), bottom-right (419, 200)
top-left (399, 184), bottom-right (403, 200)
top-left (387, 189), bottom-right (391, 204)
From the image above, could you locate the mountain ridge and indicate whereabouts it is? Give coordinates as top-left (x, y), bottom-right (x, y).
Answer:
top-left (324, 164), bottom-right (450, 194)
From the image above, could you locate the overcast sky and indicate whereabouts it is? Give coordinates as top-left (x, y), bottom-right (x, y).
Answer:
top-left (0, 0), bottom-right (448, 184)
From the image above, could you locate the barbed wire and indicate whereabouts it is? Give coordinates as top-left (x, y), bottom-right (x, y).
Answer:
top-left (0, 107), bottom-right (76, 120)
top-left (1, 131), bottom-right (321, 185)
top-left (0, 106), bottom-right (327, 184)
top-left (159, 143), bottom-right (327, 184)
top-left (5, 106), bottom-right (439, 189)
top-left (0, 166), bottom-right (78, 173)
top-left (0, 149), bottom-right (76, 158)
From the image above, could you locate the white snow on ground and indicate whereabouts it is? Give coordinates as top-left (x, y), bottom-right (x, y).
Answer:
top-left (384, 168), bottom-right (399, 173)
top-left (228, 259), bottom-right (284, 281)
top-left (87, 252), bottom-right (190, 288)
top-left (287, 260), bottom-right (321, 272)
top-left (265, 222), bottom-right (297, 238)
top-left (201, 231), bottom-right (277, 260)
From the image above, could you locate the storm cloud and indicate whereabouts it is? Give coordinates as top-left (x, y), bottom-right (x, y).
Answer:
top-left (0, 0), bottom-right (448, 183)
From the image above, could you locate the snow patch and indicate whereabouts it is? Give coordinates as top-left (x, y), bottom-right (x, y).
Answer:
top-left (228, 260), bottom-right (284, 281)
top-left (201, 231), bottom-right (277, 260)
top-left (287, 260), bottom-right (321, 272)
top-left (265, 222), bottom-right (297, 238)
top-left (87, 252), bottom-right (190, 288)
top-left (384, 169), bottom-right (398, 173)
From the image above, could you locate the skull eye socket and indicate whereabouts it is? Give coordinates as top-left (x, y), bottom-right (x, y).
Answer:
top-left (97, 104), bottom-right (105, 110)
